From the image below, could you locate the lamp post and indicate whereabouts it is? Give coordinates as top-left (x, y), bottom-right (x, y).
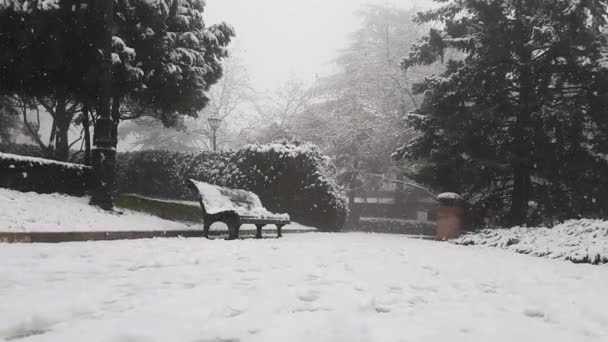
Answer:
top-left (208, 115), bottom-right (222, 152)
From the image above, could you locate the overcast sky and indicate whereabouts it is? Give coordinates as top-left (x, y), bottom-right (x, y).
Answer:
top-left (205, 0), bottom-right (433, 91)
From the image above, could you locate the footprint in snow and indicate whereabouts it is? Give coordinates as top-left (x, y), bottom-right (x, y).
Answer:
top-left (524, 309), bottom-right (545, 318)
top-left (388, 286), bottom-right (403, 293)
top-left (4, 328), bottom-right (51, 341)
top-left (219, 306), bottom-right (245, 318)
top-left (3, 316), bottom-right (55, 341)
top-left (375, 306), bottom-right (391, 313)
top-left (353, 284), bottom-right (368, 292)
top-left (297, 289), bottom-right (320, 302)
top-left (305, 274), bottom-right (321, 281)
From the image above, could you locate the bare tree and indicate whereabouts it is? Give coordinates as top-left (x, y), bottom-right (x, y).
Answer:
top-left (249, 76), bottom-right (314, 143)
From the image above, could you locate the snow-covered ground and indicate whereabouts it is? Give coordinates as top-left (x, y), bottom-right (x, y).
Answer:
top-left (453, 219), bottom-right (608, 264)
top-left (0, 188), bottom-right (313, 233)
top-left (1, 233), bottom-right (607, 342)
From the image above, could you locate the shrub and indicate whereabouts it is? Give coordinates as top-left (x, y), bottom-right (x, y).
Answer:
top-left (452, 219), bottom-right (608, 265)
top-left (0, 152), bottom-right (93, 196)
top-left (233, 143), bottom-right (348, 232)
top-left (115, 141), bottom-right (349, 231)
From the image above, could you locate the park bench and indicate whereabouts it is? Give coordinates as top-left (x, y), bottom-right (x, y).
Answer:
top-left (187, 179), bottom-right (291, 240)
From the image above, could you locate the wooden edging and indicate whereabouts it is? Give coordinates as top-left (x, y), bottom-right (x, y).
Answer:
top-left (0, 229), bottom-right (315, 244)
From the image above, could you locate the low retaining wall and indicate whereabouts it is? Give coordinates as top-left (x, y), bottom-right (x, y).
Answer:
top-left (0, 228), bottom-right (314, 243)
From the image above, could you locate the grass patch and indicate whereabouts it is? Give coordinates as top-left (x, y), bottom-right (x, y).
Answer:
top-left (115, 194), bottom-right (202, 223)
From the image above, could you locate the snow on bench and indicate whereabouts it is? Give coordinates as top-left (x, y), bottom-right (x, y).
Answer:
top-left (188, 179), bottom-right (290, 240)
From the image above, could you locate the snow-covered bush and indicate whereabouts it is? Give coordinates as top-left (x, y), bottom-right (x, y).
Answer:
top-left (115, 141), bottom-right (349, 231)
top-left (0, 152), bottom-right (92, 196)
top-left (452, 219), bottom-right (608, 265)
top-left (232, 142), bottom-right (348, 232)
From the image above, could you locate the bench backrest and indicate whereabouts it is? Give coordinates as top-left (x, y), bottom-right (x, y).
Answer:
top-left (188, 179), bottom-right (272, 216)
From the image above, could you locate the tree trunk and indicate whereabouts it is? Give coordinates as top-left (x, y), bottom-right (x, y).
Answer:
top-left (83, 102), bottom-right (92, 166)
top-left (53, 96), bottom-right (71, 161)
top-left (111, 94), bottom-right (120, 146)
top-left (348, 157), bottom-right (360, 204)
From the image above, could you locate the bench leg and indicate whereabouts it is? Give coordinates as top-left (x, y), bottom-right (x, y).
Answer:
top-left (256, 224), bottom-right (264, 239)
top-left (235, 224), bottom-right (241, 239)
top-left (228, 223), bottom-right (241, 240)
top-left (277, 225), bottom-right (283, 238)
top-left (203, 220), bottom-right (211, 239)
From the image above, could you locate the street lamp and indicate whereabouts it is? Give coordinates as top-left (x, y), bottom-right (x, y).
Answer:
top-left (208, 115), bottom-right (222, 152)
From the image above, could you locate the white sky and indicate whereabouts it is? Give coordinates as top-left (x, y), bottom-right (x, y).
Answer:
top-left (205, 0), bottom-right (432, 91)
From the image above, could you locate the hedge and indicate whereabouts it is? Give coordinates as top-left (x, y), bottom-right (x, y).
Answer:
top-left (0, 152), bottom-right (93, 196)
top-left (116, 141), bottom-right (349, 231)
top-left (348, 217), bottom-right (436, 236)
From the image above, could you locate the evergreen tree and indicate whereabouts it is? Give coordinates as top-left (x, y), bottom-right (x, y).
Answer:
top-left (114, 0), bottom-right (234, 126)
top-left (0, 0), bottom-right (234, 160)
top-left (395, 0), bottom-right (608, 225)
top-left (0, 0), bottom-right (99, 160)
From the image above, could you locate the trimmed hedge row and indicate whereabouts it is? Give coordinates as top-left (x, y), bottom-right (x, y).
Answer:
top-left (347, 217), bottom-right (436, 236)
top-left (115, 141), bottom-right (349, 231)
top-left (0, 152), bottom-right (93, 196)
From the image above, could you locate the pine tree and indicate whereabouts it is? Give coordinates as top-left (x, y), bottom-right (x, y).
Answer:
top-left (395, 0), bottom-right (608, 225)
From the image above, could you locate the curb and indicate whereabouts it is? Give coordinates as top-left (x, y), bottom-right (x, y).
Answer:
top-left (0, 229), bottom-right (316, 243)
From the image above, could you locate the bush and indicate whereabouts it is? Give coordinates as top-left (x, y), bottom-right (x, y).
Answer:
top-left (0, 152), bottom-right (93, 196)
top-left (233, 143), bottom-right (348, 232)
top-left (115, 141), bottom-right (349, 231)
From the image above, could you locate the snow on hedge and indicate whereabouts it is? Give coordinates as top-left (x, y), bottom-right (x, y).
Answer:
top-left (453, 219), bottom-right (608, 265)
top-left (0, 152), bottom-right (88, 170)
top-left (0, 152), bottom-right (92, 196)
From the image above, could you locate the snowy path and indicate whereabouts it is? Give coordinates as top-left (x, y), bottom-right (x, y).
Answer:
top-left (1, 234), bottom-right (607, 342)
